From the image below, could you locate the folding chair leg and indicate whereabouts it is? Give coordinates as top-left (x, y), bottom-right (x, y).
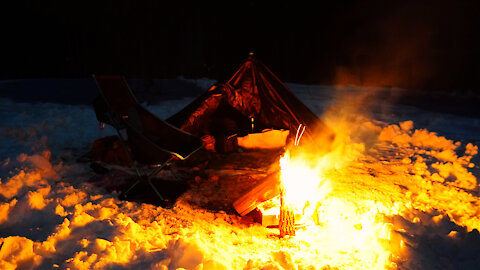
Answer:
top-left (169, 169), bottom-right (182, 182)
top-left (147, 159), bottom-right (172, 178)
top-left (144, 158), bottom-right (173, 201)
top-left (147, 179), bottom-right (165, 201)
top-left (121, 179), bottom-right (141, 198)
top-left (120, 158), bottom-right (173, 202)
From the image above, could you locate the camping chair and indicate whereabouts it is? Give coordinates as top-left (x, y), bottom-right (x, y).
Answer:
top-left (92, 74), bottom-right (203, 203)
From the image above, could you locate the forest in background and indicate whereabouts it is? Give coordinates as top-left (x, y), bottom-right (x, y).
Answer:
top-left (1, 1), bottom-right (479, 92)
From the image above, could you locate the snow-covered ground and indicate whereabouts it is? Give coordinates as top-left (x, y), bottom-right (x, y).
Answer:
top-left (0, 78), bottom-right (480, 269)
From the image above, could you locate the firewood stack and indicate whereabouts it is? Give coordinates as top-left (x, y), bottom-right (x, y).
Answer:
top-left (233, 171), bottom-right (298, 237)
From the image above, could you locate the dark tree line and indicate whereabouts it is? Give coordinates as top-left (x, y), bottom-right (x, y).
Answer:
top-left (2, 0), bottom-right (479, 92)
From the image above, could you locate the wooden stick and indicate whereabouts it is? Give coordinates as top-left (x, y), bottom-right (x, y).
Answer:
top-left (279, 184), bottom-right (295, 237)
top-left (233, 171), bottom-right (281, 216)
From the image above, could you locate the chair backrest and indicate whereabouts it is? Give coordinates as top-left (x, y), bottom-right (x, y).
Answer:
top-left (93, 74), bottom-right (138, 117)
top-left (124, 105), bottom-right (202, 160)
top-left (92, 74), bottom-right (203, 165)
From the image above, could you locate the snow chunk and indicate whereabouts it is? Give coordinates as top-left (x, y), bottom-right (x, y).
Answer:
top-left (379, 124), bottom-right (411, 145)
top-left (28, 186), bottom-right (51, 210)
top-left (165, 237), bottom-right (206, 269)
top-left (0, 236), bottom-right (41, 269)
top-left (0, 200), bottom-right (17, 224)
top-left (0, 170), bottom-right (42, 199)
top-left (399, 120), bottom-right (414, 131)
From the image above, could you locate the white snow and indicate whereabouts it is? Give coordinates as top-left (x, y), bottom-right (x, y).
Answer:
top-left (0, 78), bottom-right (479, 269)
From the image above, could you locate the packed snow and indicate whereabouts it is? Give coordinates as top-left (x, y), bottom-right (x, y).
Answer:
top-left (0, 78), bottom-right (479, 269)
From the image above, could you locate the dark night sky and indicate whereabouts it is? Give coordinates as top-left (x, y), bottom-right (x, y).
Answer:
top-left (1, 0), bottom-right (479, 92)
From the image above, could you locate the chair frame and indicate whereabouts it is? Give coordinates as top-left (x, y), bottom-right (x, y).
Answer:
top-left (92, 74), bottom-right (202, 203)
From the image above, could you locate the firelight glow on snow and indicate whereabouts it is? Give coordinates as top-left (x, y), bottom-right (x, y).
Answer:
top-left (0, 79), bottom-right (479, 269)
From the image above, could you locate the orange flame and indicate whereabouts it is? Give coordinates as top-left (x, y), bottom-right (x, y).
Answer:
top-left (271, 148), bottom-right (400, 269)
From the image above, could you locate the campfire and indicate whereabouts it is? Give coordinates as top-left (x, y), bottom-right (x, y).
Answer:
top-left (257, 150), bottom-right (331, 236)
top-left (230, 116), bottom-right (416, 269)
top-left (251, 146), bottom-right (399, 268)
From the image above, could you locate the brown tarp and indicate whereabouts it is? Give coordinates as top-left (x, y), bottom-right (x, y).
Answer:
top-left (167, 54), bottom-right (334, 149)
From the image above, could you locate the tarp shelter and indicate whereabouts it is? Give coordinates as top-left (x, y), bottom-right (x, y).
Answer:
top-left (167, 54), bottom-right (335, 151)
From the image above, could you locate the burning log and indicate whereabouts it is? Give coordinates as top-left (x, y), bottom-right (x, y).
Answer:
top-left (279, 185), bottom-right (295, 237)
top-left (233, 171), bottom-right (281, 216)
